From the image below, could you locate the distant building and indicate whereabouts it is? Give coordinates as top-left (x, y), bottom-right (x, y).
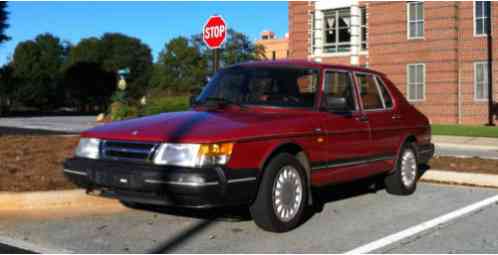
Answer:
top-left (256, 30), bottom-right (289, 60)
top-left (288, 1), bottom-right (497, 125)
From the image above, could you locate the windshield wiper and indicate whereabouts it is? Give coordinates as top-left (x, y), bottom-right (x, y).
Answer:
top-left (203, 97), bottom-right (248, 110)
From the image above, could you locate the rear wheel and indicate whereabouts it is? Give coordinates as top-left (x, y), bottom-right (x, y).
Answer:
top-left (250, 153), bottom-right (308, 232)
top-left (385, 143), bottom-right (418, 195)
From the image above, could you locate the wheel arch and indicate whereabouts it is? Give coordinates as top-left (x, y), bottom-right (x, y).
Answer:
top-left (256, 142), bottom-right (313, 205)
top-left (390, 134), bottom-right (418, 174)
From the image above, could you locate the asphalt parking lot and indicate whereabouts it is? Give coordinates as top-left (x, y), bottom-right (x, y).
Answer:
top-left (1, 182), bottom-right (497, 253)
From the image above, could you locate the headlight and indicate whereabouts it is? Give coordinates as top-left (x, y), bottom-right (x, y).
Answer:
top-left (153, 143), bottom-right (233, 167)
top-left (75, 138), bottom-right (101, 159)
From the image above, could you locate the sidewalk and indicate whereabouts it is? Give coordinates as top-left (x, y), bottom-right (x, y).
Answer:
top-left (432, 135), bottom-right (498, 151)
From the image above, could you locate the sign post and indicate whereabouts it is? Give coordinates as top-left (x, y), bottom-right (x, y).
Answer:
top-left (203, 15), bottom-right (227, 73)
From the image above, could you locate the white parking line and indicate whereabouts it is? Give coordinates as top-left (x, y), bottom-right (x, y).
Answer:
top-left (345, 194), bottom-right (498, 254)
top-left (0, 234), bottom-right (72, 253)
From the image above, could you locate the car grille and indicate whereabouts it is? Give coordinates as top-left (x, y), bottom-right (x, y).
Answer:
top-left (101, 140), bottom-right (159, 162)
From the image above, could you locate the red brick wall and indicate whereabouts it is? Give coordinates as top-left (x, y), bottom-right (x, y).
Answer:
top-left (368, 1), bottom-right (498, 124)
top-left (288, 1), bottom-right (313, 59)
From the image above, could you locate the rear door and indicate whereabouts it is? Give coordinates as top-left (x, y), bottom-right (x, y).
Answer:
top-left (354, 72), bottom-right (401, 170)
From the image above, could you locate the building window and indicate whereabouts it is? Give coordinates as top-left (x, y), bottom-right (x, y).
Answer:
top-left (323, 8), bottom-right (351, 53)
top-left (361, 7), bottom-right (368, 50)
top-left (407, 64), bottom-right (425, 101)
top-left (407, 2), bottom-right (424, 39)
top-left (475, 62), bottom-right (489, 101)
top-left (475, 1), bottom-right (491, 36)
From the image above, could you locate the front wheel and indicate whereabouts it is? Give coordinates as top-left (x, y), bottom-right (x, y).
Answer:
top-left (250, 153), bottom-right (308, 232)
top-left (385, 143), bottom-right (419, 195)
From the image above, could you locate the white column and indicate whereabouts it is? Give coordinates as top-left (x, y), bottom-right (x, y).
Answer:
top-left (350, 0), bottom-right (361, 66)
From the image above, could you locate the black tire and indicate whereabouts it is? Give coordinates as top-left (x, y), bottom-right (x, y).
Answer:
top-left (385, 143), bottom-right (418, 195)
top-left (120, 200), bottom-right (145, 209)
top-left (250, 153), bottom-right (308, 232)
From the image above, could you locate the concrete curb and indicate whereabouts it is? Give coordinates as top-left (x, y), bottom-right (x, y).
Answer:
top-left (0, 189), bottom-right (120, 211)
top-left (435, 142), bottom-right (498, 151)
top-left (421, 169), bottom-right (498, 188)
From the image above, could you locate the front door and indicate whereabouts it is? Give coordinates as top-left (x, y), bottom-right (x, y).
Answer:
top-left (311, 69), bottom-right (373, 186)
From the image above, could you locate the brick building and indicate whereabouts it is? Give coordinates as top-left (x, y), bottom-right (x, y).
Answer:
top-left (288, 1), bottom-right (497, 124)
top-left (256, 30), bottom-right (289, 60)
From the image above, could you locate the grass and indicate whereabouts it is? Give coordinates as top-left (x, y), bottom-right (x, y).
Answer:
top-left (431, 124), bottom-right (498, 138)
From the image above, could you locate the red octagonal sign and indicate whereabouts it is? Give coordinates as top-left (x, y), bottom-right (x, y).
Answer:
top-left (203, 15), bottom-right (227, 49)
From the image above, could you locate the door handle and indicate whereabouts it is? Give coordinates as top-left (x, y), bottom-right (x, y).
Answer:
top-left (356, 115), bottom-right (369, 122)
top-left (392, 114), bottom-right (402, 120)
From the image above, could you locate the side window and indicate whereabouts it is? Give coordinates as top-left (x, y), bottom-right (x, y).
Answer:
top-left (356, 73), bottom-right (384, 110)
top-left (323, 71), bottom-right (356, 112)
top-left (376, 76), bottom-right (393, 108)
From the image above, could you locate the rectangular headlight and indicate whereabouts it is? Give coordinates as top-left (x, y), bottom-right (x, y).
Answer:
top-left (153, 143), bottom-right (233, 167)
top-left (75, 138), bottom-right (101, 159)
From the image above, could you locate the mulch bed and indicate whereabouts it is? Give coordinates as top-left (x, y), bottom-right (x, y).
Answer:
top-left (0, 133), bottom-right (78, 192)
top-left (428, 156), bottom-right (498, 175)
top-left (1, 129), bottom-right (498, 192)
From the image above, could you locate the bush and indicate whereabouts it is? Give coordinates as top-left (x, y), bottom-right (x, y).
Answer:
top-left (110, 102), bottom-right (139, 121)
top-left (141, 96), bottom-right (190, 116)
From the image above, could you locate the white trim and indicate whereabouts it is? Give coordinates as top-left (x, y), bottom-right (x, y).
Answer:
top-left (474, 61), bottom-right (489, 102)
top-left (406, 63), bottom-right (426, 102)
top-left (474, 1), bottom-right (492, 37)
top-left (406, 1), bottom-right (425, 40)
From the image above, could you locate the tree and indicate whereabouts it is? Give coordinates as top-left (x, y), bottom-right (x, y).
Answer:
top-left (63, 34), bottom-right (153, 111)
top-left (152, 36), bottom-right (207, 93)
top-left (192, 29), bottom-right (266, 72)
top-left (100, 33), bottom-right (153, 99)
top-left (12, 33), bottom-right (65, 109)
top-left (0, 2), bottom-right (10, 45)
top-left (0, 64), bottom-right (17, 114)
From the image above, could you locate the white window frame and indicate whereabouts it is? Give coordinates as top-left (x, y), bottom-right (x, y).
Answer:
top-left (474, 61), bottom-right (489, 101)
top-left (360, 6), bottom-right (368, 51)
top-left (407, 2), bottom-right (425, 40)
top-left (474, 1), bottom-right (492, 37)
top-left (322, 8), bottom-right (352, 54)
top-left (406, 63), bottom-right (426, 102)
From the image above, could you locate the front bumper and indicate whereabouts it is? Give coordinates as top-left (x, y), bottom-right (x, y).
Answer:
top-left (416, 143), bottom-right (435, 164)
top-left (63, 158), bottom-right (258, 208)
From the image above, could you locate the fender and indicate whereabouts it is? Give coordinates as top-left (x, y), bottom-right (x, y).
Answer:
top-left (389, 133), bottom-right (417, 174)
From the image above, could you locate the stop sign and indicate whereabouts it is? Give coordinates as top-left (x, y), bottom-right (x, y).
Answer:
top-left (203, 15), bottom-right (227, 49)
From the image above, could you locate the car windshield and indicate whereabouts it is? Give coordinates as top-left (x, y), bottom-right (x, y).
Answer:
top-left (196, 66), bottom-right (320, 108)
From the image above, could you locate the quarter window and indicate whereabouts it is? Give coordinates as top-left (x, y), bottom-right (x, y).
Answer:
top-left (407, 2), bottom-right (424, 39)
top-left (475, 1), bottom-right (491, 36)
top-left (356, 74), bottom-right (384, 110)
top-left (407, 64), bottom-right (425, 101)
top-left (323, 8), bottom-right (351, 53)
top-left (475, 62), bottom-right (489, 101)
top-left (376, 76), bottom-right (393, 108)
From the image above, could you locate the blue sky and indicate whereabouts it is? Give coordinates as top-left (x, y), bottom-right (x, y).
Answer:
top-left (0, 1), bottom-right (288, 65)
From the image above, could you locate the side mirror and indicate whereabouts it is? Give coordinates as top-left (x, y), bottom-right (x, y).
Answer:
top-left (325, 96), bottom-right (349, 112)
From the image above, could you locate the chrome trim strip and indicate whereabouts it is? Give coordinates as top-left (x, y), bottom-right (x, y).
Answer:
top-left (227, 177), bottom-right (257, 183)
top-left (312, 156), bottom-right (396, 171)
top-left (63, 169), bottom-right (88, 176)
top-left (144, 179), bottom-right (219, 187)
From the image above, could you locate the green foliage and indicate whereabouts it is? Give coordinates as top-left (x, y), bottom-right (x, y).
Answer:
top-left (151, 37), bottom-right (207, 93)
top-left (431, 124), bottom-right (498, 138)
top-left (0, 2), bottom-right (10, 45)
top-left (141, 96), bottom-right (189, 116)
top-left (110, 101), bottom-right (139, 121)
top-left (12, 33), bottom-right (65, 109)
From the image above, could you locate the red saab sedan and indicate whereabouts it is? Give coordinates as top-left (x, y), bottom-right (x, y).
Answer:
top-left (64, 60), bottom-right (434, 232)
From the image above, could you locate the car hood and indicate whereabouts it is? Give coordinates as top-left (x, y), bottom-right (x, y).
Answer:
top-left (82, 109), bottom-right (318, 143)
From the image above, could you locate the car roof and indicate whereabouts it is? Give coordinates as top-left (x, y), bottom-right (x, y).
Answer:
top-left (233, 59), bottom-right (385, 76)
